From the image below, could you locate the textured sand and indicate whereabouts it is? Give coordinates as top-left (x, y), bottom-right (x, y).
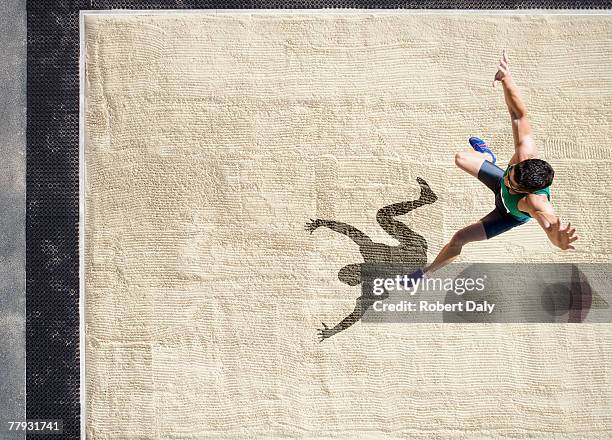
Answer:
top-left (84, 13), bottom-right (612, 439)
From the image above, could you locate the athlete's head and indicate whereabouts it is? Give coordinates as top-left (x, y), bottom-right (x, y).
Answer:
top-left (511, 159), bottom-right (554, 193)
top-left (338, 264), bottom-right (361, 286)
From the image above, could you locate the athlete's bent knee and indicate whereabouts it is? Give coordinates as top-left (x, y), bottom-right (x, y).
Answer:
top-left (454, 152), bottom-right (466, 168)
top-left (375, 210), bottom-right (389, 223)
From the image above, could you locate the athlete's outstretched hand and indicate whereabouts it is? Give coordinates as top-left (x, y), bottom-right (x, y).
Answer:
top-left (493, 49), bottom-right (511, 87)
top-left (546, 218), bottom-right (579, 250)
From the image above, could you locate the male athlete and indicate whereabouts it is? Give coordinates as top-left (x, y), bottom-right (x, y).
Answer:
top-left (414, 50), bottom-right (578, 279)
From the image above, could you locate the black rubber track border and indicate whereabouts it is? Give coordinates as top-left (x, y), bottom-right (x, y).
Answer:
top-left (26, 1), bottom-right (610, 439)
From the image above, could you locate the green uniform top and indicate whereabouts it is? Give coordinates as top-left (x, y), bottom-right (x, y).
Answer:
top-left (501, 165), bottom-right (551, 221)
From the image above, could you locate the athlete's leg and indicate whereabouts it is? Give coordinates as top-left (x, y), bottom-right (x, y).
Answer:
top-left (454, 150), bottom-right (493, 178)
top-left (424, 203), bottom-right (530, 275)
top-left (423, 220), bottom-right (488, 275)
top-left (460, 151), bottom-right (507, 194)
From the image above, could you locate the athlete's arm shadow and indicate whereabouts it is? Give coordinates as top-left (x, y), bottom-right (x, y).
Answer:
top-left (305, 219), bottom-right (373, 249)
top-left (317, 297), bottom-right (378, 342)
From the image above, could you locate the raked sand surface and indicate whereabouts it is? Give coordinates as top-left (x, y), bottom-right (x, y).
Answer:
top-left (85, 13), bottom-right (612, 439)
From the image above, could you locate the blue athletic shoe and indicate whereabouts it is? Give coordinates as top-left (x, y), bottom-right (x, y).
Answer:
top-left (469, 137), bottom-right (497, 164)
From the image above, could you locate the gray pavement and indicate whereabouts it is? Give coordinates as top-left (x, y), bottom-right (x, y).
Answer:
top-left (0, 0), bottom-right (26, 438)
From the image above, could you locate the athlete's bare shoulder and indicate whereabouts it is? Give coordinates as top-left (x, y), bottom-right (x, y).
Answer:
top-left (518, 193), bottom-right (552, 215)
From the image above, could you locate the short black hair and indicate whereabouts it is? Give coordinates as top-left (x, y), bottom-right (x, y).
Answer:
top-left (514, 159), bottom-right (554, 192)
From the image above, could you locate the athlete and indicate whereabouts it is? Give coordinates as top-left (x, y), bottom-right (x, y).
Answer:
top-left (413, 50), bottom-right (578, 279)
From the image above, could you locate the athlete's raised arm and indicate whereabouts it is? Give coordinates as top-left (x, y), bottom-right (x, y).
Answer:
top-left (493, 50), bottom-right (538, 164)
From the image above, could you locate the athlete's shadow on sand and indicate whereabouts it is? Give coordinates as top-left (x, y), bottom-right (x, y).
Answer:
top-left (306, 177), bottom-right (437, 341)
